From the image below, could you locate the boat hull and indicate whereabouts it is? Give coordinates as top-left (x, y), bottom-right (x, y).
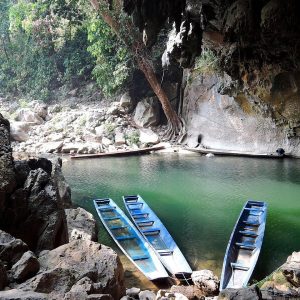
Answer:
top-left (123, 195), bottom-right (192, 278)
top-left (93, 198), bottom-right (168, 280)
top-left (220, 200), bottom-right (268, 290)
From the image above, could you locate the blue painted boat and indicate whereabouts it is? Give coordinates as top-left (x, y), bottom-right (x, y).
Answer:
top-left (93, 198), bottom-right (168, 280)
top-left (123, 195), bottom-right (192, 278)
top-left (220, 200), bottom-right (268, 290)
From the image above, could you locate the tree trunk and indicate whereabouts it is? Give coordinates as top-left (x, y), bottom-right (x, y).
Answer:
top-left (89, 0), bottom-right (185, 140)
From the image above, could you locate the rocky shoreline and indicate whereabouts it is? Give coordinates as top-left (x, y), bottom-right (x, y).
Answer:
top-left (1, 110), bottom-right (300, 299)
top-left (1, 91), bottom-right (167, 157)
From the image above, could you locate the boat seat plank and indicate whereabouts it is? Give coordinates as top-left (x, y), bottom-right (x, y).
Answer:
top-left (245, 207), bottom-right (264, 212)
top-left (142, 228), bottom-right (160, 235)
top-left (128, 202), bottom-right (143, 207)
top-left (137, 221), bottom-right (154, 227)
top-left (110, 225), bottom-right (128, 230)
top-left (239, 230), bottom-right (258, 238)
top-left (236, 242), bottom-right (256, 251)
top-left (95, 199), bottom-right (110, 205)
top-left (243, 220), bottom-right (261, 226)
top-left (132, 212), bottom-right (149, 217)
top-left (132, 254), bottom-right (150, 261)
top-left (99, 206), bottom-right (116, 212)
top-left (103, 216), bottom-right (120, 221)
top-left (158, 249), bottom-right (173, 256)
top-left (116, 235), bottom-right (136, 241)
top-left (231, 262), bottom-right (250, 271)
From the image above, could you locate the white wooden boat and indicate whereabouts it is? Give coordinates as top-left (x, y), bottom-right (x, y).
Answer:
top-left (93, 198), bottom-right (168, 281)
top-left (123, 195), bottom-right (192, 279)
top-left (220, 200), bottom-right (268, 290)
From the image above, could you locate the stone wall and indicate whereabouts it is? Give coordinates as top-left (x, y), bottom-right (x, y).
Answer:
top-left (182, 73), bottom-right (300, 156)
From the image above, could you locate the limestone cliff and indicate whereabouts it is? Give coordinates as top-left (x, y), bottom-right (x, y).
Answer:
top-left (124, 0), bottom-right (300, 155)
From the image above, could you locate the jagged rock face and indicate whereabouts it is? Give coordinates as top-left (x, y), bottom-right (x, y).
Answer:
top-left (0, 115), bottom-right (69, 253)
top-left (18, 240), bottom-right (125, 299)
top-left (124, 0), bottom-right (202, 68)
top-left (0, 114), bottom-right (16, 211)
top-left (182, 72), bottom-right (300, 155)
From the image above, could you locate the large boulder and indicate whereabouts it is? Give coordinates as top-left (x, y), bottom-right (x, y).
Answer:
top-left (0, 230), bottom-right (29, 267)
top-left (191, 270), bottom-right (219, 295)
top-left (170, 285), bottom-right (205, 299)
top-left (33, 103), bottom-right (48, 120)
top-left (119, 92), bottom-right (135, 113)
top-left (133, 98), bottom-right (160, 127)
top-left (218, 286), bottom-right (262, 300)
top-left (115, 130), bottom-right (126, 146)
top-left (282, 251), bottom-right (300, 287)
top-left (10, 122), bottom-right (30, 142)
top-left (16, 109), bottom-right (43, 125)
top-left (40, 141), bottom-right (64, 153)
top-left (0, 289), bottom-right (48, 300)
top-left (18, 240), bottom-right (125, 299)
top-left (11, 251), bottom-right (40, 283)
top-left (65, 208), bottom-right (97, 242)
top-left (2, 158), bottom-right (69, 253)
top-left (139, 128), bottom-right (160, 145)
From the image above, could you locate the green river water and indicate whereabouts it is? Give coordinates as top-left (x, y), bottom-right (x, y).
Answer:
top-left (63, 153), bottom-right (300, 284)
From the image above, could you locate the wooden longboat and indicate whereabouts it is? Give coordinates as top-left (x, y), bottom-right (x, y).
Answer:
top-left (123, 195), bottom-right (192, 279)
top-left (185, 147), bottom-right (285, 159)
top-left (93, 198), bottom-right (168, 280)
top-left (220, 200), bottom-right (268, 290)
top-left (71, 145), bottom-right (165, 159)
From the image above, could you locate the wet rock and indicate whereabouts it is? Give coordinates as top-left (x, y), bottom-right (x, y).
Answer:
top-left (10, 122), bottom-right (30, 142)
top-left (11, 251), bottom-right (40, 283)
top-left (126, 287), bottom-right (140, 298)
top-left (170, 285), bottom-right (205, 299)
top-left (65, 208), bottom-right (97, 242)
top-left (218, 286), bottom-right (262, 300)
top-left (139, 290), bottom-right (156, 300)
top-left (0, 263), bottom-right (7, 290)
top-left (0, 230), bottom-right (29, 267)
top-left (139, 129), bottom-right (160, 145)
top-left (282, 251), bottom-right (300, 287)
top-left (191, 270), bottom-right (219, 295)
top-left (134, 98), bottom-right (160, 127)
top-left (30, 240), bottom-right (125, 299)
top-left (0, 289), bottom-right (48, 300)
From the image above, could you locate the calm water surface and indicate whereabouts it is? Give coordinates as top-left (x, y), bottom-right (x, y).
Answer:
top-left (63, 154), bottom-right (300, 283)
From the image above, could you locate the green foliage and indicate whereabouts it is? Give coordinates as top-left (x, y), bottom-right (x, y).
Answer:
top-left (194, 48), bottom-right (220, 75)
top-left (104, 122), bottom-right (117, 135)
top-left (0, 0), bottom-right (93, 101)
top-left (126, 130), bottom-right (140, 145)
top-left (87, 17), bottom-right (132, 96)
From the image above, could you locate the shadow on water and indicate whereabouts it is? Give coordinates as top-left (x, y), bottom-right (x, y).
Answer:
top-left (63, 154), bottom-right (300, 286)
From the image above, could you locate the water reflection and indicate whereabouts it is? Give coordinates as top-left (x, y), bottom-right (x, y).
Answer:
top-left (63, 154), bottom-right (300, 282)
